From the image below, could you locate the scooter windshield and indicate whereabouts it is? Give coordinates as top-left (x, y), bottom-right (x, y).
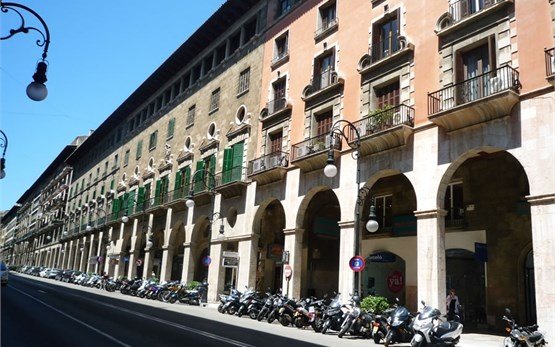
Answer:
top-left (418, 306), bottom-right (441, 320)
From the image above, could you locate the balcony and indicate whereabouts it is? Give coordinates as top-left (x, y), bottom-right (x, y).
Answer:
top-left (215, 165), bottom-right (248, 199)
top-left (247, 151), bottom-right (289, 186)
top-left (271, 50), bottom-right (289, 69)
top-left (264, 97), bottom-right (291, 122)
top-left (188, 175), bottom-right (216, 206)
top-left (291, 133), bottom-right (341, 172)
top-left (435, 0), bottom-right (513, 37)
top-left (428, 65), bottom-right (520, 131)
top-left (348, 104), bottom-right (415, 156)
top-left (163, 187), bottom-right (188, 211)
top-left (546, 47), bottom-right (555, 85)
top-left (314, 17), bottom-right (338, 41)
top-left (358, 36), bottom-right (414, 75)
top-left (302, 68), bottom-right (344, 102)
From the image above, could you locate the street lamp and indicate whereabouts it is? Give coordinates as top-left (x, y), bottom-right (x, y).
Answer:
top-left (0, 130), bottom-right (7, 179)
top-left (324, 119), bottom-right (379, 294)
top-left (1, 1), bottom-right (51, 101)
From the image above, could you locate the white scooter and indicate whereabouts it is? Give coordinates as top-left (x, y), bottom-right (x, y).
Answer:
top-left (411, 301), bottom-right (463, 346)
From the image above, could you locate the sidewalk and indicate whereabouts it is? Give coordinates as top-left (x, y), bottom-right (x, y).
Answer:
top-left (11, 273), bottom-right (506, 346)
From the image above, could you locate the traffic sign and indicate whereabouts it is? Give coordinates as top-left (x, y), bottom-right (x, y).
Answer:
top-left (349, 256), bottom-right (366, 272)
top-left (202, 255), bottom-right (212, 266)
top-left (284, 264), bottom-right (292, 279)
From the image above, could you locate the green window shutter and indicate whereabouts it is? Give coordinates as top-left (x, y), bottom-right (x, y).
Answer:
top-left (184, 166), bottom-right (191, 187)
top-left (127, 190), bottom-right (136, 213)
top-left (100, 185), bottom-right (105, 195)
top-left (231, 141), bottom-right (244, 181)
top-left (222, 148), bottom-right (233, 184)
top-left (167, 118), bottom-right (175, 139)
top-left (136, 186), bottom-right (145, 212)
top-left (194, 160), bottom-right (205, 193)
top-left (110, 180), bottom-right (114, 190)
top-left (173, 171), bottom-right (183, 200)
top-left (144, 183), bottom-right (151, 201)
top-left (136, 140), bottom-right (143, 159)
top-left (122, 193), bottom-right (129, 215)
top-left (154, 179), bottom-right (162, 205)
top-left (209, 155), bottom-right (216, 188)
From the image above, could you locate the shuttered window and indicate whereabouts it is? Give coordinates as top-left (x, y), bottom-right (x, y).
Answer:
top-left (167, 118), bottom-right (175, 139)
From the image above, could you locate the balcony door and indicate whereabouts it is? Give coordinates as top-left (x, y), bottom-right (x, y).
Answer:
top-left (314, 50), bottom-right (335, 90)
top-left (372, 11), bottom-right (399, 60)
top-left (457, 38), bottom-right (495, 103)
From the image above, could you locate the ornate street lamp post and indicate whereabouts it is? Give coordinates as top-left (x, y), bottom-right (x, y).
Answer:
top-left (0, 130), bottom-right (7, 179)
top-left (1, 1), bottom-right (51, 101)
top-left (323, 120), bottom-right (379, 295)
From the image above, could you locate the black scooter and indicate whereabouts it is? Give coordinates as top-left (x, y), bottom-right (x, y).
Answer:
top-left (321, 293), bottom-right (345, 334)
top-left (384, 298), bottom-right (414, 346)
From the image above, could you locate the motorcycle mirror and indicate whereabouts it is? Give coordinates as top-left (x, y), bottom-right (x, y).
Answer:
top-left (421, 300), bottom-right (426, 306)
top-left (505, 308), bottom-right (511, 315)
top-left (396, 297), bottom-right (400, 303)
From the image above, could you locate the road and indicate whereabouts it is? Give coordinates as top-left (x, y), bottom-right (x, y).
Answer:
top-left (1, 274), bottom-right (322, 347)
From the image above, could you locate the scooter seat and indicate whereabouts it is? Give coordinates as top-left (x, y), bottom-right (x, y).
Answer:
top-left (528, 332), bottom-right (543, 343)
top-left (433, 321), bottom-right (459, 336)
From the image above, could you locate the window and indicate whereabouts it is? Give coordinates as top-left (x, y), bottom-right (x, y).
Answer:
top-left (455, 38), bottom-right (495, 102)
top-left (270, 78), bottom-right (287, 114)
top-left (375, 81), bottom-right (400, 109)
top-left (193, 155), bottom-right (216, 193)
top-left (445, 182), bottom-right (464, 225)
top-left (276, 0), bottom-right (299, 18)
top-left (187, 105), bottom-right (196, 126)
top-left (136, 140), bottom-right (143, 160)
top-left (269, 131), bottom-right (283, 154)
top-left (215, 43), bottom-right (227, 66)
top-left (244, 17), bottom-right (257, 42)
top-left (173, 166), bottom-right (191, 199)
top-left (317, 2), bottom-right (337, 35)
top-left (209, 88), bottom-right (220, 113)
top-left (274, 32), bottom-right (289, 63)
top-left (375, 194), bottom-right (393, 229)
top-left (124, 149), bottom-right (130, 167)
top-left (149, 130), bottom-right (158, 151)
top-left (238, 68), bottom-right (251, 95)
top-left (229, 31), bottom-right (241, 54)
top-left (167, 118), bottom-right (175, 139)
top-left (113, 154), bottom-right (119, 169)
top-left (204, 55), bottom-right (213, 74)
top-left (372, 11), bottom-right (400, 61)
top-left (315, 110), bottom-right (333, 136)
top-left (313, 49), bottom-right (335, 90)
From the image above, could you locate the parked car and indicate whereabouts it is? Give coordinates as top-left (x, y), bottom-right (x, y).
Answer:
top-left (0, 262), bottom-right (8, 286)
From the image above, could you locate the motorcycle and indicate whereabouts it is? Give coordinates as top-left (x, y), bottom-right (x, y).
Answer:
top-left (321, 293), bottom-right (345, 334)
top-left (410, 301), bottom-right (463, 347)
top-left (293, 297), bottom-right (324, 332)
top-left (502, 308), bottom-right (547, 347)
top-left (178, 282), bottom-right (207, 305)
top-left (221, 288), bottom-right (242, 315)
top-left (372, 308), bottom-right (394, 344)
top-left (337, 294), bottom-right (374, 339)
top-left (237, 287), bottom-right (257, 317)
top-left (257, 293), bottom-right (276, 321)
top-left (384, 298), bottom-right (414, 346)
top-left (267, 294), bottom-right (285, 324)
top-left (246, 292), bottom-right (267, 320)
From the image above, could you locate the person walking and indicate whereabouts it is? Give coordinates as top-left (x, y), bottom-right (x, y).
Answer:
top-left (446, 288), bottom-right (461, 321)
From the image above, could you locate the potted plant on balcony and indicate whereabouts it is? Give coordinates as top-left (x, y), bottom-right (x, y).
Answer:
top-left (367, 105), bottom-right (394, 134)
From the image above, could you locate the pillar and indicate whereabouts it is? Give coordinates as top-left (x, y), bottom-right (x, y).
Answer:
top-left (207, 242), bottom-right (223, 302)
top-left (415, 209), bottom-right (447, 313)
top-left (104, 227), bottom-right (114, 276)
top-left (95, 230), bottom-right (104, 274)
top-left (87, 233), bottom-right (96, 273)
top-left (237, 237), bottom-right (258, 289)
top-left (142, 214), bottom-right (155, 279)
top-left (67, 240), bottom-right (74, 270)
top-left (79, 236), bottom-right (88, 272)
top-left (181, 245), bottom-right (193, 284)
top-left (338, 221), bottom-right (356, 300)
top-left (527, 194), bottom-right (555, 340)
top-left (282, 228), bottom-right (303, 299)
top-left (160, 246), bottom-right (175, 283)
top-left (127, 218), bottom-right (140, 279)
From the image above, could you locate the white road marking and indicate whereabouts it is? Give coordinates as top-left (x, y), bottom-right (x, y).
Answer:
top-left (9, 285), bottom-right (132, 347)
top-left (12, 276), bottom-right (255, 347)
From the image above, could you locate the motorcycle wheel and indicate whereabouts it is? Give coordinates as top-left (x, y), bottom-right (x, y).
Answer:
top-left (169, 296), bottom-right (177, 304)
top-left (373, 331), bottom-right (384, 344)
top-left (321, 320), bottom-right (330, 335)
top-left (249, 310), bottom-right (258, 320)
top-left (138, 292), bottom-right (146, 299)
top-left (410, 334), bottom-right (425, 347)
top-left (311, 318), bottom-right (323, 333)
top-left (294, 316), bottom-right (304, 329)
top-left (338, 320), bottom-right (351, 338)
top-left (279, 314), bottom-right (291, 327)
top-left (160, 291), bottom-right (171, 303)
top-left (257, 309), bottom-right (266, 321)
top-left (227, 305), bottom-right (236, 315)
top-left (384, 330), bottom-right (396, 347)
top-left (267, 311), bottom-right (276, 324)
top-left (217, 303), bottom-right (225, 314)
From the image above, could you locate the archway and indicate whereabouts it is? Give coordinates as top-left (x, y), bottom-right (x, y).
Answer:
top-left (168, 223), bottom-right (185, 281)
top-left (438, 149), bottom-right (532, 329)
top-left (252, 199), bottom-right (286, 293)
top-left (298, 188), bottom-right (341, 298)
top-left (191, 217), bottom-right (210, 282)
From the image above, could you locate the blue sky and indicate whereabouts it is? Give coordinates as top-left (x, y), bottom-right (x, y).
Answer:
top-left (0, 1), bottom-right (225, 211)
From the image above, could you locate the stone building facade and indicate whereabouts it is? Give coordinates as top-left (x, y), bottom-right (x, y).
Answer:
top-left (2, 0), bottom-right (554, 336)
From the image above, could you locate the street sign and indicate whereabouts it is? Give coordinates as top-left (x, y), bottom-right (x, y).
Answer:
top-left (349, 256), bottom-right (366, 272)
top-left (284, 264), bottom-right (292, 279)
top-left (222, 257), bottom-right (239, 268)
top-left (202, 255), bottom-right (212, 266)
top-left (222, 251), bottom-right (239, 258)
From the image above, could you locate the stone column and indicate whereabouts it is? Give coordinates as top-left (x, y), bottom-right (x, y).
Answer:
top-left (338, 221), bottom-right (356, 300)
top-left (282, 228), bottom-right (303, 299)
top-left (142, 213), bottom-right (155, 279)
top-left (160, 246), bottom-right (175, 282)
top-left (527, 194), bottom-right (555, 340)
top-left (87, 233), bottom-right (96, 273)
top-left (67, 240), bottom-right (74, 270)
top-left (207, 242), bottom-right (223, 302)
top-left (181, 244), bottom-right (194, 284)
top-left (415, 209), bottom-right (447, 313)
top-left (237, 237), bottom-right (258, 289)
top-left (127, 218), bottom-right (140, 279)
top-left (95, 230), bottom-right (104, 274)
top-left (79, 236), bottom-right (88, 272)
top-left (104, 227), bottom-right (114, 276)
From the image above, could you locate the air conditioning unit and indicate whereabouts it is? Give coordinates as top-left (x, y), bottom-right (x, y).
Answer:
top-left (489, 75), bottom-right (507, 94)
top-left (252, 160), bottom-right (264, 173)
top-left (296, 146), bottom-right (307, 158)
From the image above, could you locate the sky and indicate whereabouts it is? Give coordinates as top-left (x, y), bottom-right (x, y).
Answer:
top-left (0, 1), bottom-right (226, 211)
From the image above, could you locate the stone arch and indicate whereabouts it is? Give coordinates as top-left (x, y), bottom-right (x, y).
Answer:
top-left (295, 185), bottom-right (331, 230)
top-left (252, 198), bottom-right (285, 235)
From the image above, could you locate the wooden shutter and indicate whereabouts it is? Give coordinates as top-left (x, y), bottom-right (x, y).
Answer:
top-left (222, 148), bottom-right (233, 183)
top-left (194, 160), bottom-right (205, 193)
top-left (231, 142), bottom-right (244, 182)
top-left (209, 155), bottom-right (216, 189)
top-left (127, 190), bottom-right (136, 213)
top-left (154, 179), bottom-right (162, 205)
top-left (184, 166), bottom-right (191, 191)
top-left (173, 170), bottom-right (182, 199)
top-left (137, 186), bottom-right (145, 210)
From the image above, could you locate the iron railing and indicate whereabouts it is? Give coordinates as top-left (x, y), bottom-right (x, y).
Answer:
top-left (310, 68), bottom-right (337, 93)
top-left (545, 47), bottom-right (555, 77)
top-left (315, 17), bottom-right (338, 38)
top-left (428, 65), bottom-right (520, 115)
top-left (247, 151), bottom-right (289, 175)
top-left (291, 133), bottom-right (341, 161)
top-left (266, 97), bottom-right (287, 115)
top-left (271, 50), bottom-right (289, 66)
top-left (449, 0), bottom-right (498, 24)
top-left (368, 34), bottom-right (402, 64)
top-left (348, 104), bottom-right (415, 142)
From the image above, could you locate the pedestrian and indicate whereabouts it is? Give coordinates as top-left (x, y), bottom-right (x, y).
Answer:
top-left (446, 288), bottom-right (461, 321)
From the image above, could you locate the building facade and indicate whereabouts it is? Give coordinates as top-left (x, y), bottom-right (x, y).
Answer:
top-left (2, 0), bottom-right (554, 336)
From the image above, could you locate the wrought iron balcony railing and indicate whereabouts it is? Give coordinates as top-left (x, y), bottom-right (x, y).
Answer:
top-left (266, 97), bottom-right (287, 115)
top-left (310, 68), bottom-right (337, 93)
top-left (348, 104), bottom-right (415, 142)
top-left (248, 151), bottom-right (289, 175)
top-left (428, 65), bottom-right (520, 115)
top-left (368, 34), bottom-right (402, 64)
top-left (449, 0), bottom-right (498, 24)
top-left (315, 17), bottom-right (338, 38)
top-left (291, 133), bottom-right (341, 161)
top-left (216, 165), bottom-right (245, 187)
top-left (545, 47), bottom-right (555, 77)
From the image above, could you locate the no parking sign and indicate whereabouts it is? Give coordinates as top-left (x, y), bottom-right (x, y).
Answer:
top-left (349, 256), bottom-right (366, 272)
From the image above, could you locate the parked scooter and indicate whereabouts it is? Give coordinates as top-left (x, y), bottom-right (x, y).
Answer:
top-left (257, 293), bottom-right (276, 321)
top-left (410, 301), bottom-right (463, 347)
top-left (372, 307), bottom-right (395, 344)
top-left (321, 293), bottom-right (345, 334)
top-left (502, 308), bottom-right (547, 347)
top-left (293, 297), bottom-right (324, 332)
top-left (384, 298), bottom-right (415, 346)
top-left (337, 293), bottom-right (374, 339)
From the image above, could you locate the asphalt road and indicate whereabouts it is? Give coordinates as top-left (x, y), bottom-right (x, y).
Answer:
top-left (1, 275), bottom-right (323, 347)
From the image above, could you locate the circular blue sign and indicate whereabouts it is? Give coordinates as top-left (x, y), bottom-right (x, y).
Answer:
top-left (202, 256), bottom-right (212, 266)
top-left (349, 256), bottom-right (366, 272)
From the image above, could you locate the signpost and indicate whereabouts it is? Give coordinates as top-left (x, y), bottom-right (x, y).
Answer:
top-left (284, 264), bottom-right (292, 297)
top-left (349, 256), bottom-right (366, 272)
top-left (202, 255), bottom-right (212, 267)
